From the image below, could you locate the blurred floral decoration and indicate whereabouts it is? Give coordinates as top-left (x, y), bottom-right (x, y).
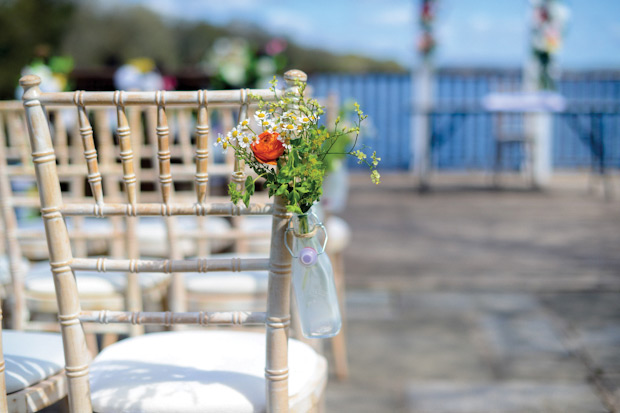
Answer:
top-left (530, 0), bottom-right (570, 90)
top-left (17, 46), bottom-right (74, 97)
top-left (114, 57), bottom-right (169, 91)
top-left (203, 37), bottom-right (288, 89)
top-left (417, 0), bottom-right (437, 60)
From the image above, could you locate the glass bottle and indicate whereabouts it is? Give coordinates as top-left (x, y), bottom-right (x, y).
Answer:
top-left (287, 212), bottom-right (342, 339)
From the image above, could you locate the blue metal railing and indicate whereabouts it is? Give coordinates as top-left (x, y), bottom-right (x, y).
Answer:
top-left (310, 69), bottom-right (620, 171)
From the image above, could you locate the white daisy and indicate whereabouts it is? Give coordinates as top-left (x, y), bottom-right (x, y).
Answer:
top-left (238, 118), bottom-right (251, 130)
top-left (226, 127), bottom-right (241, 144)
top-left (260, 119), bottom-right (274, 132)
top-left (282, 111), bottom-right (300, 123)
top-left (254, 110), bottom-right (268, 123)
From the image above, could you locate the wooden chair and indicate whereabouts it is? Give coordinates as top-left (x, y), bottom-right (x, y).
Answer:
top-left (19, 70), bottom-right (327, 412)
top-left (0, 103), bottom-right (169, 343)
top-left (0, 299), bottom-right (68, 412)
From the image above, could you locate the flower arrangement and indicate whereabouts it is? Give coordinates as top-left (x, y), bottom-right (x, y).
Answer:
top-left (529, 0), bottom-right (569, 89)
top-left (215, 75), bottom-right (380, 214)
top-left (417, 0), bottom-right (437, 59)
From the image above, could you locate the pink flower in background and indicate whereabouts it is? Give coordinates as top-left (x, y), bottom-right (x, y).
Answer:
top-left (265, 38), bottom-right (287, 56)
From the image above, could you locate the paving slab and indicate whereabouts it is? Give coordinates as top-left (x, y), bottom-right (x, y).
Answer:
top-left (405, 381), bottom-right (607, 413)
top-left (325, 174), bottom-right (620, 412)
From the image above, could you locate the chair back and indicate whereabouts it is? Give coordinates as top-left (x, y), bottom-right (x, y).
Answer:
top-left (0, 103), bottom-right (131, 331)
top-left (19, 70), bottom-right (308, 412)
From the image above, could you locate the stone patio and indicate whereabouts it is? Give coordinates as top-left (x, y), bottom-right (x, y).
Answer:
top-left (325, 173), bottom-right (620, 413)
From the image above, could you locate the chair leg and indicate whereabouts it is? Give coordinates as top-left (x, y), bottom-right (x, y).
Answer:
top-left (101, 333), bottom-right (119, 350)
top-left (330, 251), bottom-right (349, 380)
top-left (85, 333), bottom-right (99, 357)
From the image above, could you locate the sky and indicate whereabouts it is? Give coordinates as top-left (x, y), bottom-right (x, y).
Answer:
top-left (120, 0), bottom-right (620, 69)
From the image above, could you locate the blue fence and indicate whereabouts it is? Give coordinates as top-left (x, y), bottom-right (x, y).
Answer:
top-left (310, 69), bottom-right (620, 171)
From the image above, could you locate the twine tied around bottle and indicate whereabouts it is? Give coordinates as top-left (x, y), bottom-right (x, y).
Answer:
top-left (284, 212), bottom-right (328, 258)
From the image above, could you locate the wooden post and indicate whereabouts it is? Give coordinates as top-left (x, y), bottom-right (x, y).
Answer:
top-left (263, 69), bottom-right (307, 412)
top-left (524, 0), bottom-right (569, 188)
top-left (523, 60), bottom-right (552, 188)
top-left (413, 60), bottom-right (434, 190)
top-left (20, 75), bottom-right (93, 413)
top-left (265, 196), bottom-right (293, 413)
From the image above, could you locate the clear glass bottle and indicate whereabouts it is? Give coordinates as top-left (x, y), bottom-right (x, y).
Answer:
top-left (287, 212), bottom-right (342, 339)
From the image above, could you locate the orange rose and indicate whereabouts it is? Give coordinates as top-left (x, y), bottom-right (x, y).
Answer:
top-left (251, 131), bottom-right (285, 165)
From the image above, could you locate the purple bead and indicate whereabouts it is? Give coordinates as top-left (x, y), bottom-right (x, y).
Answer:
top-left (299, 247), bottom-right (318, 267)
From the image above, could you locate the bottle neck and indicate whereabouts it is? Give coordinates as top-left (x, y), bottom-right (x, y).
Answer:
top-left (292, 213), bottom-right (317, 237)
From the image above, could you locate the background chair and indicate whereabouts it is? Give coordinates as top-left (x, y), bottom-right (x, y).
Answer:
top-left (19, 70), bottom-right (327, 412)
top-left (0, 102), bottom-right (169, 344)
top-left (0, 299), bottom-right (68, 412)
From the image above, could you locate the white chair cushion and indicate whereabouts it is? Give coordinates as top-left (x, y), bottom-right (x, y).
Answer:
top-left (185, 253), bottom-right (268, 295)
top-left (90, 331), bottom-right (326, 413)
top-left (2, 330), bottom-right (65, 394)
top-left (25, 262), bottom-right (168, 295)
top-left (325, 216), bottom-right (351, 254)
top-left (138, 216), bottom-right (232, 257)
top-left (0, 255), bottom-right (30, 286)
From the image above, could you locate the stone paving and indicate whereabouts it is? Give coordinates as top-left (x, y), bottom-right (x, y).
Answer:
top-left (324, 173), bottom-right (620, 413)
top-left (38, 173), bottom-right (619, 413)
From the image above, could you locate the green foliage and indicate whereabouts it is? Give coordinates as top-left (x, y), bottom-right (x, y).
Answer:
top-left (0, 0), bottom-right (76, 98)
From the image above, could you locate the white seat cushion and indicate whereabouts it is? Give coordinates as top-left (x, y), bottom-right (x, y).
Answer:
top-left (0, 255), bottom-right (30, 286)
top-left (185, 253), bottom-right (268, 295)
top-left (324, 216), bottom-right (351, 254)
top-left (25, 262), bottom-right (168, 296)
top-left (2, 330), bottom-right (65, 394)
top-left (138, 216), bottom-right (232, 257)
top-left (90, 331), bottom-right (326, 413)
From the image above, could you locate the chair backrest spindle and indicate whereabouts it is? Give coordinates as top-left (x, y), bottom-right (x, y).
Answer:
top-left (195, 90), bottom-right (209, 205)
top-left (114, 92), bottom-right (138, 206)
top-left (155, 91), bottom-right (173, 205)
top-left (75, 92), bottom-right (105, 205)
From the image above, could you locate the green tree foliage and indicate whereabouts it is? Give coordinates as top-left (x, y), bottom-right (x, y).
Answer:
top-left (0, 1), bottom-right (404, 98)
top-left (61, 4), bottom-right (178, 69)
top-left (0, 0), bottom-right (76, 98)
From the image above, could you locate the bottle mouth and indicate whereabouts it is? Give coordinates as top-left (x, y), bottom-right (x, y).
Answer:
top-left (292, 213), bottom-right (318, 237)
